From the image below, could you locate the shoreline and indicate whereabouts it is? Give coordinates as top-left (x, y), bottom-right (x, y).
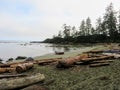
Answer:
top-left (34, 46), bottom-right (99, 60)
top-left (6, 44), bottom-right (105, 63)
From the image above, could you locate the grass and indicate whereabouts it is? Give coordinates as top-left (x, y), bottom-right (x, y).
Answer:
top-left (15, 44), bottom-right (120, 90)
top-left (22, 58), bottom-right (120, 90)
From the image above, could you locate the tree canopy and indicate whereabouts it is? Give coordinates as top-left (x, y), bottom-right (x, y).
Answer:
top-left (43, 3), bottom-right (120, 44)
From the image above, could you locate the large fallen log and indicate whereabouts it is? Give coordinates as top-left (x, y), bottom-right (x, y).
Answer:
top-left (38, 60), bottom-right (57, 65)
top-left (103, 53), bottom-right (120, 59)
top-left (0, 68), bottom-right (16, 73)
top-left (0, 61), bottom-right (28, 68)
top-left (0, 74), bottom-right (27, 79)
top-left (0, 64), bottom-right (10, 68)
top-left (89, 63), bottom-right (110, 67)
top-left (0, 73), bottom-right (45, 90)
top-left (85, 50), bottom-right (104, 54)
top-left (91, 60), bottom-right (114, 63)
top-left (37, 58), bottom-right (62, 65)
top-left (56, 54), bottom-right (89, 68)
top-left (80, 55), bottom-right (114, 62)
top-left (16, 62), bottom-right (33, 73)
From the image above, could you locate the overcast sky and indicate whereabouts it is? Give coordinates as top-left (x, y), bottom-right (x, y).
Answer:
top-left (0, 0), bottom-right (120, 41)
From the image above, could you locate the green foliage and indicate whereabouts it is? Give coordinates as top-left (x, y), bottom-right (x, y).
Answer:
top-left (103, 3), bottom-right (118, 41)
top-left (43, 3), bottom-right (120, 44)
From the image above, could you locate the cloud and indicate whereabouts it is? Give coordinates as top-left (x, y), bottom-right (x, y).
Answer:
top-left (0, 0), bottom-right (120, 41)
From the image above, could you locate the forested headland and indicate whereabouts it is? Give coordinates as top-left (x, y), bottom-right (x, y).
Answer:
top-left (43, 3), bottom-right (120, 44)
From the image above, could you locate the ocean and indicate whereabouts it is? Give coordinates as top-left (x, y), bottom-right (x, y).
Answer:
top-left (0, 41), bottom-right (81, 62)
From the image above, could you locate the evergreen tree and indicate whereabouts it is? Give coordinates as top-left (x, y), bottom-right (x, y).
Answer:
top-left (63, 24), bottom-right (71, 38)
top-left (96, 17), bottom-right (104, 34)
top-left (103, 3), bottom-right (117, 39)
top-left (71, 26), bottom-right (77, 37)
top-left (118, 10), bottom-right (120, 33)
top-left (91, 27), bottom-right (96, 35)
top-left (86, 17), bottom-right (92, 35)
top-left (79, 20), bottom-right (86, 36)
top-left (58, 30), bottom-right (62, 38)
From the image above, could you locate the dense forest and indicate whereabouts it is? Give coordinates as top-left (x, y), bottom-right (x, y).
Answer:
top-left (43, 3), bottom-right (120, 44)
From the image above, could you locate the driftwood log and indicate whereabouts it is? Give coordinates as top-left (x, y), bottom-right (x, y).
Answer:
top-left (37, 58), bottom-right (62, 65)
top-left (0, 74), bottom-right (27, 79)
top-left (80, 55), bottom-right (114, 62)
top-left (0, 68), bottom-right (16, 73)
top-left (103, 53), bottom-right (120, 59)
top-left (0, 64), bottom-right (10, 68)
top-left (16, 62), bottom-right (33, 73)
top-left (56, 54), bottom-right (88, 68)
top-left (89, 63), bottom-right (110, 67)
top-left (85, 50), bottom-right (104, 54)
top-left (0, 73), bottom-right (45, 90)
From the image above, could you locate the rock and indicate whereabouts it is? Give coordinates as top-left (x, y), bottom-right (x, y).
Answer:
top-left (0, 58), bottom-right (3, 62)
top-left (26, 57), bottom-right (34, 61)
top-left (7, 58), bottom-right (14, 62)
top-left (16, 56), bottom-right (27, 60)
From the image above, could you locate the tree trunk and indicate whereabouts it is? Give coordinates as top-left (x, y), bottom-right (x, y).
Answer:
top-left (56, 54), bottom-right (88, 68)
top-left (16, 62), bottom-right (33, 73)
top-left (0, 73), bottom-right (45, 90)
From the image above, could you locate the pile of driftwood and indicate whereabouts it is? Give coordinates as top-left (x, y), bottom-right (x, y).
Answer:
top-left (56, 49), bottom-right (120, 68)
top-left (0, 58), bottom-right (62, 74)
top-left (0, 62), bottom-right (34, 73)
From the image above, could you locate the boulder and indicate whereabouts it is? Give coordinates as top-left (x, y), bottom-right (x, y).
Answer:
top-left (16, 56), bottom-right (27, 60)
top-left (26, 57), bottom-right (34, 61)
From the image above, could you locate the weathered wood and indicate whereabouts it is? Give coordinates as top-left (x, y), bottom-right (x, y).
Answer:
top-left (0, 68), bottom-right (16, 73)
top-left (0, 73), bottom-right (45, 90)
top-left (0, 64), bottom-right (10, 68)
top-left (103, 53), bottom-right (120, 59)
top-left (56, 54), bottom-right (88, 68)
top-left (0, 74), bottom-right (27, 79)
top-left (0, 68), bottom-right (8, 73)
top-left (81, 55), bottom-right (114, 62)
top-left (89, 63), bottom-right (110, 67)
top-left (91, 60), bottom-right (114, 63)
top-left (16, 62), bottom-right (33, 73)
top-left (37, 58), bottom-right (62, 65)
top-left (85, 50), bottom-right (104, 54)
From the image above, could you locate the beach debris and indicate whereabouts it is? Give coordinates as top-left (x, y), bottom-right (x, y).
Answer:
top-left (0, 62), bottom-right (34, 73)
top-left (0, 74), bottom-right (27, 79)
top-left (37, 58), bottom-right (62, 65)
top-left (56, 49), bottom-right (120, 68)
top-left (0, 73), bottom-right (45, 90)
top-left (80, 55), bottom-right (114, 62)
top-left (56, 54), bottom-right (89, 68)
top-left (0, 64), bottom-right (10, 68)
top-left (0, 68), bottom-right (16, 73)
top-left (103, 50), bottom-right (120, 53)
top-left (85, 50), bottom-right (104, 54)
top-left (16, 56), bottom-right (27, 60)
top-left (16, 62), bottom-right (33, 73)
top-left (89, 63), bottom-right (110, 67)
top-left (55, 51), bottom-right (64, 55)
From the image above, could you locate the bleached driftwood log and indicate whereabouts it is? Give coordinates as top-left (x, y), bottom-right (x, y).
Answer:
top-left (0, 73), bottom-right (45, 90)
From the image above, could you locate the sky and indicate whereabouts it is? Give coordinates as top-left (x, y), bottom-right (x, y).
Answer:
top-left (0, 0), bottom-right (120, 41)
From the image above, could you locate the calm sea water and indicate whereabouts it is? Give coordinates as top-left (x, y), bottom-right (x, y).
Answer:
top-left (0, 42), bottom-right (81, 61)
